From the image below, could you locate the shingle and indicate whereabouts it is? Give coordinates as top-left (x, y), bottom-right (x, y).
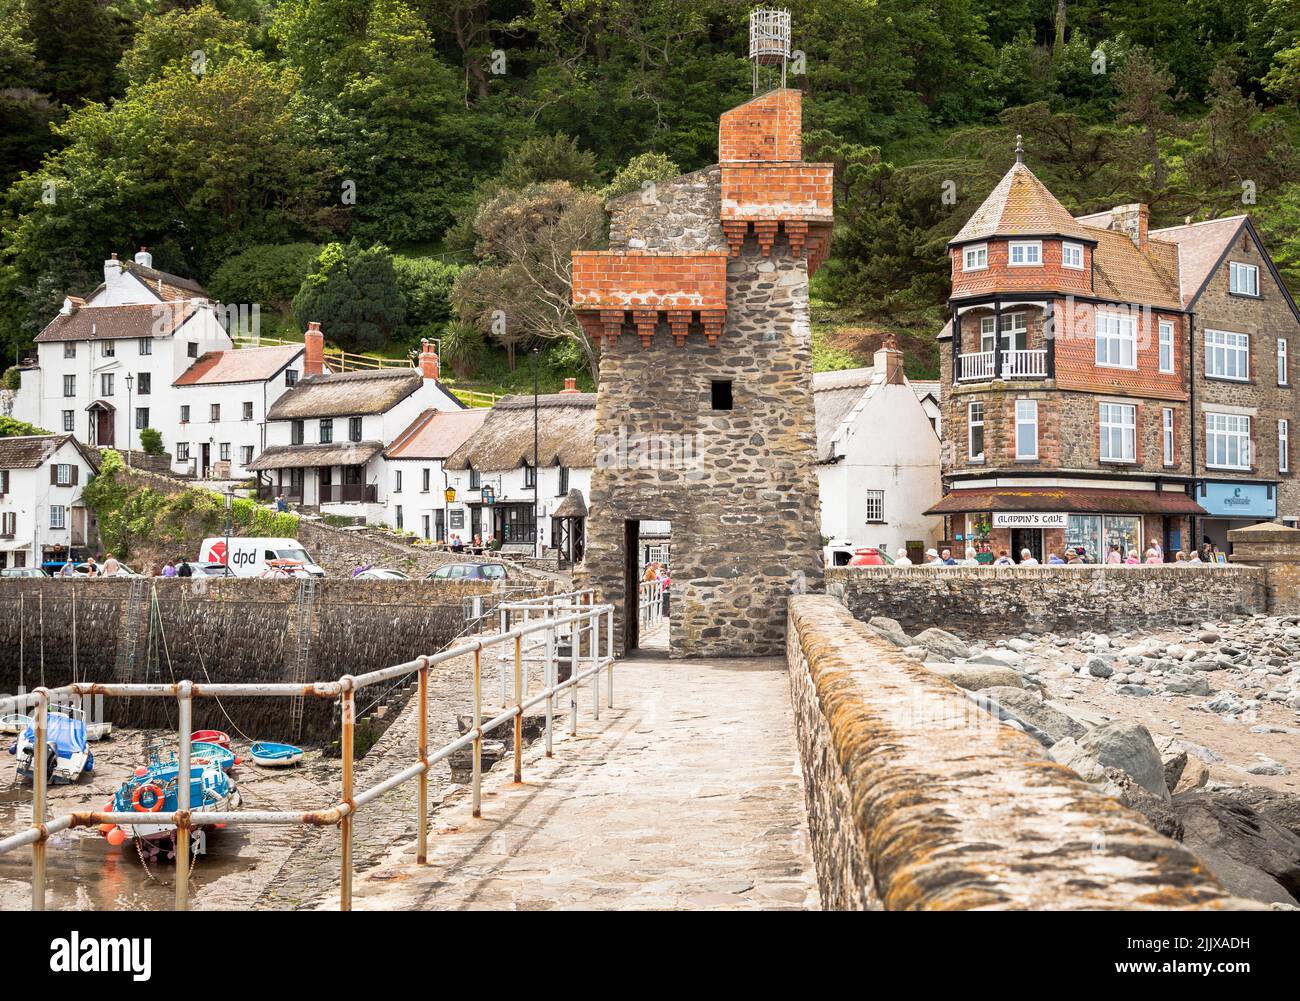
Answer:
top-left (35, 302), bottom-right (204, 343)
top-left (174, 344), bottom-right (304, 386)
top-left (951, 163), bottom-right (1096, 245)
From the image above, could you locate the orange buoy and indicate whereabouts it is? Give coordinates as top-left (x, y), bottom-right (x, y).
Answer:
top-left (134, 766), bottom-right (148, 777)
top-left (105, 827), bottom-right (127, 846)
top-left (98, 801), bottom-right (116, 834)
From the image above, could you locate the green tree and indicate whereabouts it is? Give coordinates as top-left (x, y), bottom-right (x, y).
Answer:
top-left (209, 242), bottom-right (321, 314)
top-left (292, 241), bottom-right (407, 351)
top-left (120, 4), bottom-right (253, 87)
top-left (392, 255), bottom-right (460, 332)
top-left (600, 151), bottom-right (680, 202)
top-left (1114, 46), bottom-right (1183, 191)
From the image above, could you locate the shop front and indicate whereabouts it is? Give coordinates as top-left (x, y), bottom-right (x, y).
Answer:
top-left (1196, 480), bottom-right (1277, 553)
top-left (928, 484), bottom-right (1206, 562)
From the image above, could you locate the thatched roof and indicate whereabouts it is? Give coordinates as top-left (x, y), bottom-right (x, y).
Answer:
top-left (266, 369), bottom-right (424, 420)
top-left (552, 487), bottom-right (588, 518)
top-left (444, 393), bottom-right (596, 471)
top-left (246, 440), bottom-right (384, 471)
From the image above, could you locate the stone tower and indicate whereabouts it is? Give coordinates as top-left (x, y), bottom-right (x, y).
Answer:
top-left (572, 82), bottom-right (833, 657)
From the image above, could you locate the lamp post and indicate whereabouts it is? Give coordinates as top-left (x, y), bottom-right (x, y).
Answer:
top-left (124, 372), bottom-right (134, 467)
top-left (532, 347), bottom-right (539, 560)
top-left (223, 487), bottom-right (234, 571)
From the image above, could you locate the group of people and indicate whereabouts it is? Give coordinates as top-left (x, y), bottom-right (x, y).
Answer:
top-left (900, 537), bottom-right (1225, 567)
top-left (157, 559), bottom-right (196, 577)
top-left (642, 561), bottom-right (671, 614)
top-left (54, 553), bottom-right (121, 577)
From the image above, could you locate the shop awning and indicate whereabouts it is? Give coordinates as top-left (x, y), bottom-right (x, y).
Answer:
top-left (926, 486), bottom-right (1207, 517)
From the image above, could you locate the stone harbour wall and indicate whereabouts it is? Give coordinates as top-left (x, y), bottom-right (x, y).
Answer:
top-left (827, 565), bottom-right (1267, 638)
top-left (0, 578), bottom-right (511, 744)
top-left (786, 595), bottom-right (1250, 910)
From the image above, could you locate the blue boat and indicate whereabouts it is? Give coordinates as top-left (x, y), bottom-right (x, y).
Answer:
top-left (102, 747), bottom-right (240, 860)
top-left (191, 741), bottom-right (236, 771)
top-left (250, 741), bottom-right (303, 767)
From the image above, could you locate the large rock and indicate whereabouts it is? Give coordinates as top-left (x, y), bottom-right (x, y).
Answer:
top-left (1163, 672), bottom-right (1211, 696)
top-left (913, 627), bottom-right (971, 661)
top-left (1086, 656), bottom-right (1114, 678)
top-left (978, 687), bottom-right (1086, 746)
top-left (1174, 759), bottom-right (1210, 794)
top-left (968, 649), bottom-right (1024, 668)
top-left (1078, 722), bottom-right (1169, 801)
top-left (1174, 791), bottom-right (1300, 907)
top-left (1216, 788), bottom-right (1300, 840)
top-left (866, 615), bottom-right (912, 648)
top-left (1162, 749), bottom-right (1189, 793)
top-left (1049, 738), bottom-right (1108, 784)
top-left (925, 663), bottom-right (1025, 692)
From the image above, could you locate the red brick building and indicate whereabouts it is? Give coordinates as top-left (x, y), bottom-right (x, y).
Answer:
top-left (928, 141), bottom-right (1300, 562)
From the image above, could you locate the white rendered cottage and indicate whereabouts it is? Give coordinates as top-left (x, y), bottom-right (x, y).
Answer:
top-left (815, 339), bottom-right (944, 557)
top-left (248, 330), bottom-right (463, 521)
top-left (14, 251), bottom-right (231, 455)
top-left (0, 434), bottom-right (101, 570)
top-left (382, 407), bottom-right (490, 539)
top-left (442, 385), bottom-right (595, 558)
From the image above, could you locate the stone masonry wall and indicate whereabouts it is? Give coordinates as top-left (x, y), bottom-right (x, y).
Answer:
top-left (786, 594), bottom-right (1248, 910)
top-left (584, 166), bottom-right (823, 656)
top-left (827, 564), bottom-right (1266, 637)
top-left (0, 577), bottom-right (504, 744)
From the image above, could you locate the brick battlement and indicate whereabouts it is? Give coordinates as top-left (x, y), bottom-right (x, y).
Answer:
top-left (719, 89), bottom-right (802, 162)
top-left (571, 251), bottom-right (728, 348)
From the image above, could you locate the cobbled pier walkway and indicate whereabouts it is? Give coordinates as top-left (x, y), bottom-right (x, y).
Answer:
top-left (294, 624), bottom-right (819, 911)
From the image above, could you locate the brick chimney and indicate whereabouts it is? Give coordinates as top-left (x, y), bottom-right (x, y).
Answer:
top-left (304, 321), bottom-right (325, 377)
top-left (559, 377), bottom-right (579, 394)
top-left (873, 334), bottom-right (906, 385)
top-left (418, 337), bottom-right (440, 381)
top-left (1111, 203), bottom-right (1149, 249)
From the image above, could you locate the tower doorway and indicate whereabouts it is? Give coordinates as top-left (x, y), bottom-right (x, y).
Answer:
top-left (623, 519), bottom-right (672, 653)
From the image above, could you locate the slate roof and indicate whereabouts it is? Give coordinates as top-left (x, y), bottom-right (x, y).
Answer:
top-left (1147, 216), bottom-right (1248, 307)
top-left (175, 344), bottom-right (304, 386)
top-left (35, 301), bottom-right (205, 343)
top-left (0, 434), bottom-right (100, 471)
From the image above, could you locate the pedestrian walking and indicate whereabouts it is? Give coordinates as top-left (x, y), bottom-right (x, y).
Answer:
top-left (160, 560), bottom-right (177, 577)
top-left (102, 553), bottom-right (120, 576)
top-left (894, 547), bottom-right (913, 566)
top-left (177, 561), bottom-right (193, 578)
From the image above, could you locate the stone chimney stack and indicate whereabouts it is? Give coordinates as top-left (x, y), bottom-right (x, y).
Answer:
top-left (304, 321), bottom-right (325, 377)
top-left (1112, 203), bottom-right (1149, 249)
top-left (873, 334), bottom-right (906, 385)
top-left (134, 246), bottom-right (153, 268)
top-left (418, 338), bottom-right (440, 381)
top-left (559, 377), bottom-right (579, 394)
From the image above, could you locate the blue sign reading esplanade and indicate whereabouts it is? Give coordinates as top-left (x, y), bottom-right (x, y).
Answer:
top-left (1199, 480), bottom-right (1276, 518)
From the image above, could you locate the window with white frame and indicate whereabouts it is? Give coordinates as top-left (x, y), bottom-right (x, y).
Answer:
top-left (101, 373), bottom-right (113, 397)
top-left (1159, 320), bottom-right (1174, 374)
top-left (963, 244), bottom-right (987, 271)
top-left (138, 337), bottom-right (152, 355)
top-left (176, 442), bottom-right (190, 462)
top-left (1279, 338), bottom-right (1289, 386)
top-left (1099, 402), bottom-right (1137, 462)
top-left (394, 469), bottom-right (402, 493)
top-left (63, 343), bottom-right (76, 359)
top-left (1162, 408), bottom-right (1175, 466)
top-left (219, 442), bottom-right (230, 462)
top-left (1229, 261), bottom-right (1259, 296)
top-left (1281, 419), bottom-right (1290, 473)
top-left (864, 490), bottom-right (885, 522)
top-left (1095, 311), bottom-right (1137, 368)
top-left (968, 401), bottom-right (985, 460)
top-left (1015, 399), bottom-right (1038, 460)
top-left (101, 340), bottom-right (115, 358)
top-left (1205, 329), bottom-right (1249, 380)
top-left (1062, 242), bottom-right (1084, 269)
top-left (1009, 240), bottom-right (1042, 266)
top-left (979, 312), bottom-right (1026, 352)
top-left (50, 505), bottom-right (65, 530)
top-left (240, 445), bottom-right (253, 466)
top-left (1206, 412), bottom-right (1251, 469)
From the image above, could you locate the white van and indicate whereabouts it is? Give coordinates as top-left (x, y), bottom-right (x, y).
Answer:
top-left (197, 537), bottom-right (326, 578)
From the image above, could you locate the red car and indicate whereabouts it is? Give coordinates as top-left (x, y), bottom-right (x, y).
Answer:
top-left (846, 547), bottom-right (894, 566)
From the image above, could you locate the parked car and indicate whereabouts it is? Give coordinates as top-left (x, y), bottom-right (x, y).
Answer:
top-left (846, 547), bottom-right (895, 567)
top-left (424, 563), bottom-right (509, 582)
top-left (1, 567), bottom-right (49, 578)
top-left (353, 568), bottom-right (410, 580)
top-left (177, 562), bottom-right (234, 577)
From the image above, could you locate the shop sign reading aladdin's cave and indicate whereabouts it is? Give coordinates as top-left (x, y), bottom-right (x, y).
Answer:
top-left (992, 512), bottom-right (1068, 529)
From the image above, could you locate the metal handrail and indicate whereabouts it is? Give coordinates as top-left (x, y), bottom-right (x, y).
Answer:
top-left (0, 600), bottom-right (616, 912)
top-left (639, 579), bottom-right (664, 631)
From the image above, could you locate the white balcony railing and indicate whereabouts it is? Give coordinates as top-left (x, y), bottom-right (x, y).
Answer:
top-left (958, 348), bottom-right (1048, 381)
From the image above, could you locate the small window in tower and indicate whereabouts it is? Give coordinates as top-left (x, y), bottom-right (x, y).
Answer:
top-left (711, 380), bottom-right (733, 411)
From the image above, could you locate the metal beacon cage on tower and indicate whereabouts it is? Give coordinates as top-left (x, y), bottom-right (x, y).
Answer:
top-left (748, 7), bottom-right (792, 92)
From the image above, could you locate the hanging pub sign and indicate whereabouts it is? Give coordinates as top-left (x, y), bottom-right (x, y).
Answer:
top-left (449, 509), bottom-right (465, 530)
top-left (444, 487), bottom-right (456, 504)
top-left (481, 484), bottom-right (496, 506)
top-left (992, 512), bottom-right (1068, 529)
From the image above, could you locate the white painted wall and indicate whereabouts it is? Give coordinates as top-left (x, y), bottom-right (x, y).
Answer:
top-left (444, 464), bottom-right (591, 548)
top-left (0, 439), bottom-right (98, 568)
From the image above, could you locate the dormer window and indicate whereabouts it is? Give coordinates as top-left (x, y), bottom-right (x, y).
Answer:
top-left (1009, 240), bottom-right (1042, 266)
top-left (1229, 261), bottom-right (1259, 296)
top-left (1062, 242), bottom-right (1084, 270)
top-left (963, 244), bottom-right (987, 271)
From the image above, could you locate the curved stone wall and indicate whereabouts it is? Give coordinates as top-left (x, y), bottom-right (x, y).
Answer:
top-left (786, 595), bottom-right (1252, 910)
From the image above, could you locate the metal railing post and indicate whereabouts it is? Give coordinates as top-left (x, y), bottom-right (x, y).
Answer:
top-left (340, 681), bottom-right (355, 911)
top-left (544, 621), bottom-right (555, 757)
top-left (522, 606), bottom-right (531, 697)
top-left (606, 607), bottom-right (615, 709)
top-left (472, 647), bottom-right (482, 818)
top-left (417, 656), bottom-right (429, 865)
top-left (592, 610), bottom-right (600, 721)
top-left (513, 632), bottom-right (523, 783)
top-left (499, 607), bottom-right (509, 706)
top-left (31, 688), bottom-right (47, 912)
top-left (569, 619), bottom-right (579, 737)
top-left (175, 681), bottom-right (193, 911)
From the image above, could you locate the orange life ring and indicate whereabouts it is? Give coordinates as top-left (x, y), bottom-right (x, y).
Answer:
top-left (132, 783), bottom-right (165, 813)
